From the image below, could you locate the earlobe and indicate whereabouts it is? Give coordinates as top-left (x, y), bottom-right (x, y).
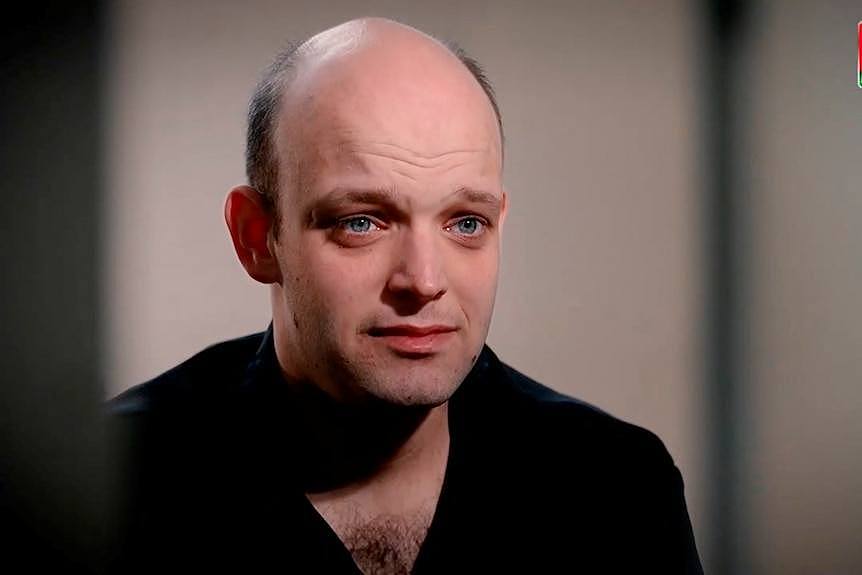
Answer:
top-left (224, 185), bottom-right (282, 284)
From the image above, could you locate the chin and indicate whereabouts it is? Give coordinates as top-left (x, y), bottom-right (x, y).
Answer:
top-left (374, 387), bottom-right (452, 408)
top-left (357, 358), bottom-right (468, 408)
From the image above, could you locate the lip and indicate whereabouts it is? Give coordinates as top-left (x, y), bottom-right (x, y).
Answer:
top-left (368, 324), bottom-right (457, 355)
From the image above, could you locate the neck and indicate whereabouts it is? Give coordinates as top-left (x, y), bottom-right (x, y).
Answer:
top-left (287, 379), bottom-right (450, 495)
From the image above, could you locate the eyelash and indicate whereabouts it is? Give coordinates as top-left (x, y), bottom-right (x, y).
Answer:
top-left (336, 215), bottom-right (383, 235)
top-left (333, 214), bottom-right (489, 240)
top-left (445, 216), bottom-right (487, 237)
top-left (330, 214), bottom-right (491, 248)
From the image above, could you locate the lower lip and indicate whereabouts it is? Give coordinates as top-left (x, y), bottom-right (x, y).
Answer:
top-left (373, 331), bottom-right (456, 355)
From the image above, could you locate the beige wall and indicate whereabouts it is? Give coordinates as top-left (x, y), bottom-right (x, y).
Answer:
top-left (745, 1), bottom-right (862, 573)
top-left (103, 0), bottom-right (704, 564)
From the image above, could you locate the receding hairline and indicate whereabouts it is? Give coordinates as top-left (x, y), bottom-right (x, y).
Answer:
top-left (290, 18), bottom-right (470, 81)
top-left (244, 18), bottom-right (504, 224)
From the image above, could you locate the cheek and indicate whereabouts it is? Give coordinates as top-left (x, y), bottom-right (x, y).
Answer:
top-left (293, 242), bottom-right (389, 327)
top-left (448, 248), bottom-right (500, 318)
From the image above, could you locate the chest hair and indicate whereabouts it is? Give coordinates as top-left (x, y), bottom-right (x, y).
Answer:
top-left (329, 504), bottom-right (435, 575)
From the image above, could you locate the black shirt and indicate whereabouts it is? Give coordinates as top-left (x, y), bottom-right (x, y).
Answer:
top-left (110, 327), bottom-right (703, 573)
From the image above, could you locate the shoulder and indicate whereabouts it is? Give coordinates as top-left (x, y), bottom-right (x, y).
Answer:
top-left (466, 347), bottom-right (702, 573)
top-left (473, 346), bottom-right (676, 470)
top-left (108, 331), bottom-right (265, 416)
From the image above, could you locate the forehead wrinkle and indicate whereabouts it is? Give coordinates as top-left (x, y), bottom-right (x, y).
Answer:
top-left (390, 168), bottom-right (418, 183)
top-left (364, 141), bottom-right (489, 161)
top-left (349, 149), bottom-right (481, 171)
top-left (373, 162), bottom-right (493, 189)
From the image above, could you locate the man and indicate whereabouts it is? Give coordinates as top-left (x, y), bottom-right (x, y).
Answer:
top-left (111, 17), bottom-right (702, 574)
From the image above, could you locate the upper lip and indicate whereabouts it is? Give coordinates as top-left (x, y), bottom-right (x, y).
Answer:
top-left (368, 324), bottom-right (457, 337)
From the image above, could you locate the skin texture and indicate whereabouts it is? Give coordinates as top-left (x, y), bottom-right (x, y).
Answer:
top-left (275, 22), bottom-right (505, 408)
top-left (224, 17), bottom-right (506, 573)
top-left (227, 18), bottom-right (505, 411)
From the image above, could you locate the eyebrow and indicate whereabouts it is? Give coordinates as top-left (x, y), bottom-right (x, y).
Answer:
top-left (446, 187), bottom-right (503, 212)
top-left (317, 187), bottom-right (403, 210)
top-left (307, 185), bottom-right (502, 223)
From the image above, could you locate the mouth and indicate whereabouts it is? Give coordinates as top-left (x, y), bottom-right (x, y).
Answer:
top-left (367, 324), bottom-right (458, 355)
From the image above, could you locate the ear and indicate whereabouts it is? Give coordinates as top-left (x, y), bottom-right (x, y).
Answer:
top-left (224, 185), bottom-right (282, 284)
top-left (498, 189), bottom-right (509, 232)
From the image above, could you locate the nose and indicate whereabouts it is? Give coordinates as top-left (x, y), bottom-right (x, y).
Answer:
top-left (385, 226), bottom-right (447, 304)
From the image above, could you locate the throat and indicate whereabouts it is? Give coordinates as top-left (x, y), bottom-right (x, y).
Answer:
top-left (289, 383), bottom-right (450, 493)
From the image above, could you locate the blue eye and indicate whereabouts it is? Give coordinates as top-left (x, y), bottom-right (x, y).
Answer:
top-left (452, 217), bottom-right (484, 236)
top-left (341, 216), bottom-right (376, 234)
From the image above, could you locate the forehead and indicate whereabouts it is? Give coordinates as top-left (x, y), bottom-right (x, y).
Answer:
top-left (275, 43), bottom-right (502, 199)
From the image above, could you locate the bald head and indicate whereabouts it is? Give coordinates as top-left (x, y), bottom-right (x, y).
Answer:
top-left (245, 18), bottom-right (503, 220)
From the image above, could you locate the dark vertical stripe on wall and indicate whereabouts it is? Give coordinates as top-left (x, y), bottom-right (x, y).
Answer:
top-left (700, 1), bottom-right (751, 574)
top-left (0, 2), bottom-right (109, 572)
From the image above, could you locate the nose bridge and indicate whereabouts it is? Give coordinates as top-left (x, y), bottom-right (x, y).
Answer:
top-left (389, 222), bottom-right (446, 298)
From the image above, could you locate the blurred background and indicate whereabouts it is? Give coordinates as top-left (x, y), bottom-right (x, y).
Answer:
top-left (1, 1), bottom-right (859, 573)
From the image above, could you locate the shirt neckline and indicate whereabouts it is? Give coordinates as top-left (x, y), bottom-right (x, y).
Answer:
top-left (240, 323), bottom-right (493, 572)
